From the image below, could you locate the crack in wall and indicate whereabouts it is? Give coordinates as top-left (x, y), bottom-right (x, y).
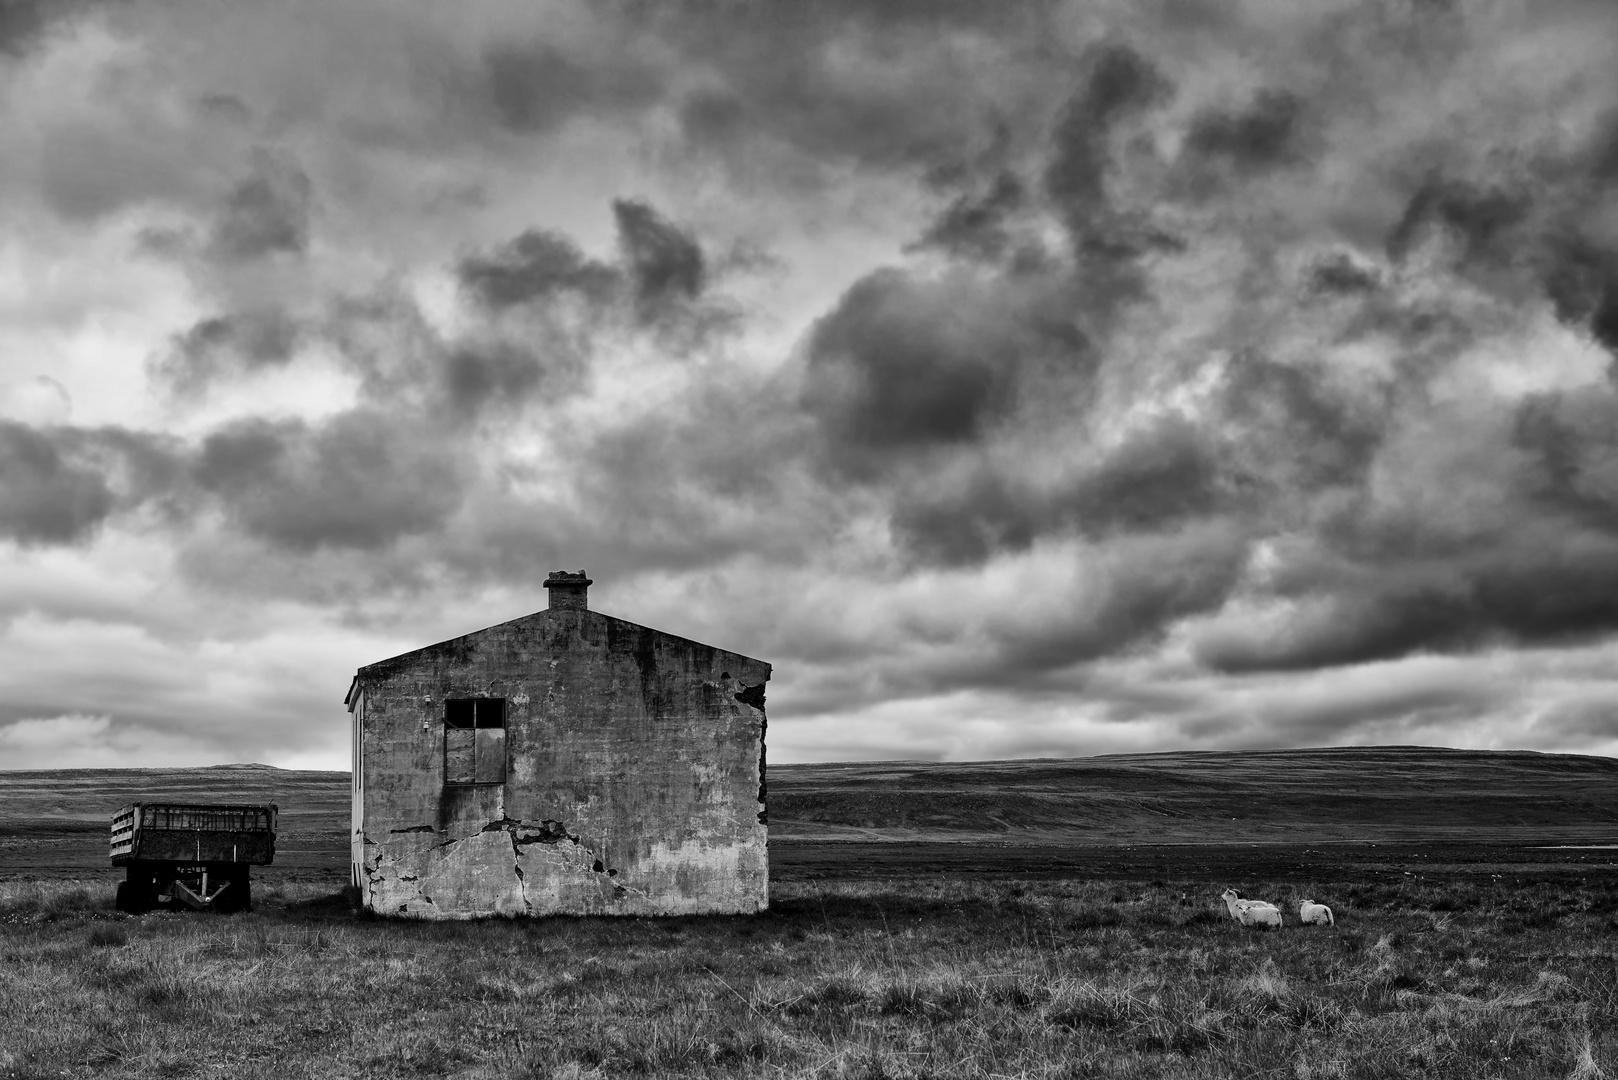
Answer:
top-left (489, 825), bottom-right (536, 913)
top-left (481, 816), bottom-right (580, 847)
top-left (364, 815), bottom-right (644, 918)
top-left (361, 818), bottom-right (761, 917)
top-left (482, 816), bottom-right (630, 879)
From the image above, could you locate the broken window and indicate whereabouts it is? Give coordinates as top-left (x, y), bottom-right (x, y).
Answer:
top-left (444, 698), bottom-right (506, 785)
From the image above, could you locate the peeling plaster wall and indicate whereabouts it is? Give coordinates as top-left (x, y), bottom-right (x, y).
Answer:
top-left (352, 608), bottom-right (770, 919)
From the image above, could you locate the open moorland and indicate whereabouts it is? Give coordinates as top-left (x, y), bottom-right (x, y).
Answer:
top-left (1, 746), bottom-right (1616, 1078)
top-left (3, 746), bottom-right (1617, 882)
top-left (1, 874), bottom-right (1616, 1079)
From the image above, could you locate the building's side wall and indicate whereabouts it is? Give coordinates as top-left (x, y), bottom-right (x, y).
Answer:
top-left (355, 609), bottom-right (769, 918)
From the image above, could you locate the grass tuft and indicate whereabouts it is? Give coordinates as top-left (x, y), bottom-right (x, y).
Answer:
top-left (86, 923), bottom-right (127, 948)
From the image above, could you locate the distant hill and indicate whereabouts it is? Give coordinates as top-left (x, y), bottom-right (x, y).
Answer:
top-left (770, 746), bottom-right (1618, 844)
top-left (1, 747), bottom-right (1614, 874)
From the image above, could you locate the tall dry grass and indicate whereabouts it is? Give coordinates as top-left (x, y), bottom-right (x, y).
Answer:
top-left (0, 874), bottom-right (1613, 1078)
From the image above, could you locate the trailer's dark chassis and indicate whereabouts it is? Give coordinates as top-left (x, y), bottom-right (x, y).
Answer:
top-left (114, 862), bottom-right (253, 914)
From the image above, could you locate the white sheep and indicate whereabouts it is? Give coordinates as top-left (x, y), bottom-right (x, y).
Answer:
top-left (1239, 902), bottom-right (1283, 928)
top-left (1220, 888), bottom-right (1283, 928)
top-left (1298, 899), bottom-right (1335, 926)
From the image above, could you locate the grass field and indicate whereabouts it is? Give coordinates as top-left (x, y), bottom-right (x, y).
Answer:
top-left (3, 874), bottom-right (1615, 1079)
top-left (3, 748), bottom-right (1615, 1076)
top-left (4, 748), bottom-right (1618, 876)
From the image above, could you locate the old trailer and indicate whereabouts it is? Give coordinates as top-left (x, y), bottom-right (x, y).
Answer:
top-left (110, 803), bottom-right (277, 913)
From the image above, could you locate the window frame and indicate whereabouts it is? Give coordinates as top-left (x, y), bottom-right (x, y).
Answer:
top-left (443, 697), bottom-right (507, 786)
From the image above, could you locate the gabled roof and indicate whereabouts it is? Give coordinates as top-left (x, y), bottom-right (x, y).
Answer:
top-left (344, 606), bottom-right (770, 702)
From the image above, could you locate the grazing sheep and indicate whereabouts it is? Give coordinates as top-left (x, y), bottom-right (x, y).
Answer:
top-left (1240, 902), bottom-right (1284, 928)
top-left (1298, 899), bottom-right (1335, 926)
top-left (1220, 888), bottom-right (1283, 928)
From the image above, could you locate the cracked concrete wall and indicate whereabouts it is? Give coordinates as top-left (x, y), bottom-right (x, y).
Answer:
top-left (351, 606), bottom-right (770, 919)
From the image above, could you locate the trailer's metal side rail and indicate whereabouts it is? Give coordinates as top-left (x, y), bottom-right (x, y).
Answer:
top-left (110, 802), bottom-right (279, 866)
top-left (110, 804), bottom-right (137, 860)
top-left (136, 805), bottom-right (276, 833)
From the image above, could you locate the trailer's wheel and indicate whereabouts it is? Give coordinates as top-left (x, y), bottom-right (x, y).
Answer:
top-left (115, 880), bottom-right (151, 915)
top-left (213, 872), bottom-right (251, 914)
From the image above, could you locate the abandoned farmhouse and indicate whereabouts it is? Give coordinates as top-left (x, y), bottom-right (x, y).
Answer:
top-left (344, 571), bottom-right (771, 919)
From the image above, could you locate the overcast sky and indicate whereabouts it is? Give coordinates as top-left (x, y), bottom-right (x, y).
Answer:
top-left (2, 0), bottom-right (1618, 770)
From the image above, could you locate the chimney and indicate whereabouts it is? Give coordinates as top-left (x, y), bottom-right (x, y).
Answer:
top-left (544, 570), bottom-right (592, 611)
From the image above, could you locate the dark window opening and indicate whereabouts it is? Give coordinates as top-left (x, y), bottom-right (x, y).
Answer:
top-left (445, 698), bottom-right (506, 785)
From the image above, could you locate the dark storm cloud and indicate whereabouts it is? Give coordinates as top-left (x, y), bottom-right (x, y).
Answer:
top-left (889, 419), bottom-right (1229, 567)
top-left (456, 229), bottom-right (618, 310)
top-left (20, 0), bottom-right (1618, 730)
top-left (457, 201), bottom-right (711, 329)
top-left (1514, 391), bottom-right (1618, 532)
top-left (208, 149), bottom-right (312, 261)
top-left (869, 345), bottom-right (1388, 571)
top-left (976, 525), bottom-right (1251, 681)
top-left (482, 41), bottom-right (661, 133)
top-left (1377, 164), bottom-right (1618, 359)
top-left (1540, 237), bottom-right (1618, 355)
top-left (314, 283), bottom-right (583, 425)
top-left (1183, 89), bottom-right (1303, 171)
top-left (909, 172), bottom-right (1028, 263)
top-left (441, 342), bottom-right (548, 420)
top-left (194, 410), bottom-right (467, 552)
top-left (0, 0), bottom-right (112, 57)
top-left (799, 269), bottom-right (1045, 477)
top-left (1589, 108), bottom-right (1618, 181)
top-left (1199, 586), bottom-right (1482, 674)
top-left (152, 309), bottom-right (301, 394)
top-left (1067, 422), bottom-right (1230, 533)
top-left (1199, 538), bottom-right (1618, 675)
top-left (0, 421), bottom-right (189, 545)
top-left (654, 0), bottom-right (1077, 192)
top-left (1218, 353), bottom-right (1389, 493)
top-left (0, 421), bottom-right (114, 544)
top-left (0, 0), bottom-right (50, 55)
top-left (1385, 175), bottom-right (1530, 265)
top-left (1367, 92), bottom-right (1618, 359)
top-left (1195, 385), bottom-right (1618, 674)
top-left (1305, 251), bottom-right (1382, 296)
top-left (887, 471), bottom-right (1039, 568)
top-left (1189, 672), bottom-right (1501, 752)
top-left (1044, 43), bottom-right (1171, 244)
top-left (612, 198), bottom-right (705, 311)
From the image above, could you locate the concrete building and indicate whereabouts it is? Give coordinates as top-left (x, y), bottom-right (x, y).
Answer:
top-left (345, 571), bottom-right (771, 919)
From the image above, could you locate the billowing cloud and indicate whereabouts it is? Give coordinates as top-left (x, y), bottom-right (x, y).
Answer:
top-left (456, 199), bottom-right (712, 326)
top-left (909, 172), bottom-right (1029, 263)
top-left (457, 229), bottom-right (618, 310)
top-left (194, 410), bottom-right (469, 551)
top-left (208, 148), bottom-right (312, 261)
top-left (153, 308), bottom-right (301, 393)
top-left (0, 421), bottom-right (115, 544)
top-left (3, 0), bottom-right (1618, 768)
top-left (1183, 89), bottom-right (1304, 173)
top-left (613, 198), bottom-right (706, 314)
top-left (481, 39), bottom-right (663, 134)
top-left (801, 268), bottom-right (1044, 475)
